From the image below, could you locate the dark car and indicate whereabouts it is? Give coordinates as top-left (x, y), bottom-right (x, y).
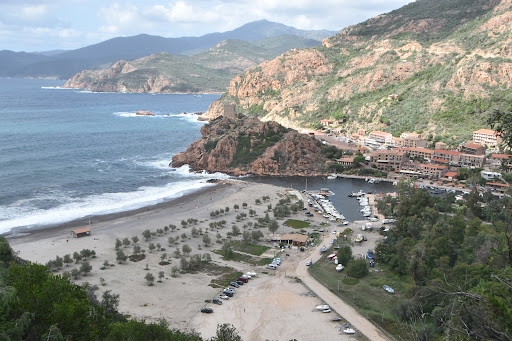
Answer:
top-left (212, 298), bottom-right (222, 305)
top-left (236, 280), bottom-right (244, 286)
top-left (201, 308), bottom-right (213, 313)
top-left (229, 281), bottom-right (240, 288)
top-left (237, 277), bottom-right (248, 283)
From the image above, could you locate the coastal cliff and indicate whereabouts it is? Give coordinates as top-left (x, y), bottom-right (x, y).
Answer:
top-left (202, 0), bottom-right (512, 142)
top-left (171, 116), bottom-right (328, 176)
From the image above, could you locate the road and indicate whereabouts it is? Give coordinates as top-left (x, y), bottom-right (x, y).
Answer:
top-left (294, 232), bottom-right (391, 341)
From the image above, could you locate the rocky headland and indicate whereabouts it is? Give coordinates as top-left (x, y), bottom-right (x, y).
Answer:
top-left (171, 115), bottom-right (329, 176)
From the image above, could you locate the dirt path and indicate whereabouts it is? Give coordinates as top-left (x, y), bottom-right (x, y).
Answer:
top-left (294, 231), bottom-right (391, 341)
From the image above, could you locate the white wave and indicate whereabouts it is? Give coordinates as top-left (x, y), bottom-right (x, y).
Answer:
top-left (0, 179), bottom-right (215, 234)
top-left (41, 86), bottom-right (73, 90)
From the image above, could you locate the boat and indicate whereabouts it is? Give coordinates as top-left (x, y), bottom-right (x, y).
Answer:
top-left (383, 285), bottom-right (395, 294)
top-left (348, 190), bottom-right (365, 197)
top-left (336, 264), bottom-right (344, 272)
top-left (322, 309), bottom-right (331, 313)
top-left (316, 304), bottom-right (329, 310)
top-left (327, 174), bottom-right (337, 180)
top-left (343, 328), bottom-right (356, 334)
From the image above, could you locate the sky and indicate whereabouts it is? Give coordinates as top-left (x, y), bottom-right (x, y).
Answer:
top-left (0, 0), bottom-right (415, 52)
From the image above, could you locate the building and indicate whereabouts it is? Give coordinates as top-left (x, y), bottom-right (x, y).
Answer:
top-left (400, 132), bottom-right (421, 139)
top-left (280, 234), bottom-right (311, 247)
top-left (473, 129), bottom-right (501, 147)
top-left (404, 147), bottom-right (434, 161)
top-left (71, 227), bottom-right (91, 238)
top-left (369, 150), bottom-right (408, 170)
top-left (481, 171), bottom-right (502, 181)
top-left (320, 119), bottom-right (334, 127)
top-left (442, 172), bottom-right (459, 181)
top-left (368, 130), bottom-right (393, 144)
top-left (399, 162), bottom-right (448, 178)
top-left (459, 154), bottom-right (486, 168)
top-left (435, 142), bottom-right (449, 150)
top-left (401, 137), bottom-right (428, 148)
top-left (336, 157), bottom-right (355, 167)
top-left (485, 182), bottom-right (509, 194)
top-left (432, 149), bottom-right (462, 165)
top-left (458, 143), bottom-right (485, 155)
top-left (488, 153), bottom-right (512, 170)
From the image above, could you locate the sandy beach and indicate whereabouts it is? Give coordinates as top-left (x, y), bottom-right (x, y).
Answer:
top-left (9, 180), bottom-right (389, 341)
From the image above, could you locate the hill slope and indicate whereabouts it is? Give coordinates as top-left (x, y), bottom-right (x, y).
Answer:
top-left (1, 20), bottom-right (333, 80)
top-left (63, 39), bottom-right (307, 93)
top-left (203, 0), bottom-right (512, 143)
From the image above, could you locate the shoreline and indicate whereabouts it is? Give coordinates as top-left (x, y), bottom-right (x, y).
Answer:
top-left (4, 182), bottom-right (227, 241)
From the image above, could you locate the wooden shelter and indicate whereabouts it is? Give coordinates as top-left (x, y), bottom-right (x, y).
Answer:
top-left (71, 227), bottom-right (91, 238)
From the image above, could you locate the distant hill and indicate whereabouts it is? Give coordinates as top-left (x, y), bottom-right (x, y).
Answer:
top-left (1, 20), bottom-right (335, 80)
top-left (64, 39), bottom-right (305, 93)
top-left (203, 0), bottom-right (512, 143)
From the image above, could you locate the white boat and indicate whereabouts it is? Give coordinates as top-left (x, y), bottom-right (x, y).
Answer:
top-left (316, 304), bottom-right (330, 310)
top-left (336, 264), bottom-right (344, 272)
top-left (343, 328), bottom-right (355, 334)
top-left (327, 174), bottom-right (337, 180)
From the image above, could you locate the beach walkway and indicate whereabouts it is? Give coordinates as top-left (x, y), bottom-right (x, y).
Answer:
top-left (295, 232), bottom-right (391, 341)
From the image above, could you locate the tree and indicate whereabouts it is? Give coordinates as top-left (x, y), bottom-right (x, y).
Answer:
top-left (54, 256), bottom-right (64, 269)
top-left (353, 154), bottom-right (366, 167)
top-left (242, 231), bottom-right (252, 243)
top-left (337, 246), bottom-right (353, 265)
top-left (80, 261), bottom-right (92, 276)
top-left (101, 290), bottom-right (119, 315)
top-left (148, 243), bottom-right (156, 253)
top-left (346, 259), bottom-right (369, 278)
top-left (158, 271), bottom-right (165, 282)
top-left (182, 244), bottom-right (192, 255)
top-left (63, 254), bottom-right (73, 266)
top-left (133, 245), bottom-right (141, 255)
top-left (488, 110), bottom-right (512, 149)
top-left (142, 229), bottom-right (152, 241)
top-left (171, 266), bottom-right (179, 277)
top-left (202, 253), bottom-right (212, 262)
top-left (221, 243), bottom-right (233, 259)
top-left (251, 230), bottom-right (264, 242)
top-left (72, 252), bottom-right (82, 264)
top-left (242, 203), bottom-right (248, 209)
top-left (115, 239), bottom-right (122, 250)
top-left (225, 206), bottom-right (230, 213)
top-left (255, 199), bottom-right (262, 205)
top-left (131, 236), bottom-right (139, 245)
top-left (268, 220), bottom-right (279, 233)
top-left (70, 268), bottom-right (81, 279)
top-left (202, 234), bottom-right (211, 247)
top-left (145, 273), bottom-right (155, 286)
top-left (191, 227), bottom-right (199, 237)
top-left (116, 250), bottom-right (127, 264)
top-left (122, 238), bottom-right (131, 248)
top-left (103, 259), bottom-right (109, 268)
top-left (181, 220), bottom-right (188, 228)
top-left (231, 225), bottom-right (240, 236)
top-left (168, 236), bottom-right (176, 246)
top-left (234, 204), bottom-right (239, 210)
top-left (169, 224), bottom-right (177, 232)
top-left (211, 323), bottom-right (242, 341)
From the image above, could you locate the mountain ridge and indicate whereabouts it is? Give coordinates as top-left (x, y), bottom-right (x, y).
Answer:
top-left (203, 0), bottom-right (512, 144)
top-left (0, 20), bottom-right (336, 80)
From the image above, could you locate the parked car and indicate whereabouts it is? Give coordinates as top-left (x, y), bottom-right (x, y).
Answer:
top-left (229, 282), bottom-right (239, 288)
top-left (201, 308), bottom-right (213, 313)
top-left (236, 280), bottom-right (244, 286)
top-left (266, 264), bottom-right (277, 270)
top-left (306, 261), bottom-right (312, 266)
top-left (212, 298), bottom-right (222, 305)
top-left (238, 277), bottom-right (248, 283)
top-left (219, 294), bottom-right (229, 300)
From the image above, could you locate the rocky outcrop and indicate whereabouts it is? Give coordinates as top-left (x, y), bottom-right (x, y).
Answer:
top-left (171, 116), bottom-right (328, 176)
top-left (135, 110), bottom-right (155, 116)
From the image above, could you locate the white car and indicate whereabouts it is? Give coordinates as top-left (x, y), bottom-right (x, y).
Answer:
top-left (219, 294), bottom-right (229, 300)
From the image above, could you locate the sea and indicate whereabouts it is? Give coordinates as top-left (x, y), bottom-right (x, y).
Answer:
top-left (0, 78), bottom-right (397, 236)
top-left (0, 78), bottom-right (225, 235)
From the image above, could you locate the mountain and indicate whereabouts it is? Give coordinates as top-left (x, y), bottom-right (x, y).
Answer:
top-left (0, 20), bottom-right (335, 80)
top-left (63, 39), bottom-right (305, 93)
top-left (203, 0), bottom-right (512, 143)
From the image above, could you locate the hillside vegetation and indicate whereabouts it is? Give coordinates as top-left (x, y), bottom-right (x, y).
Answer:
top-left (204, 0), bottom-right (512, 143)
top-left (64, 37), bottom-right (322, 93)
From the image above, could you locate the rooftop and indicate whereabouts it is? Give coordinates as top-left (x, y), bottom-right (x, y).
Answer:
top-left (474, 129), bottom-right (498, 135)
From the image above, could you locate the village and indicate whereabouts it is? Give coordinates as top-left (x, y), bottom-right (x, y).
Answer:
top-left (309, 121), bottom-right (511, 196)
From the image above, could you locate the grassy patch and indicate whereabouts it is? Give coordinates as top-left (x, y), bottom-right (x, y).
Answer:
top-left (284, 219), bottom-right (311, 229)
top-left (230, 241), bottom-right (270, 256)
top-left (207, 265), bottom-right (244, 289)
top-left (213, 249), bottom-right (273, 266)
top-left (308, 252), bottom-right (414, 339)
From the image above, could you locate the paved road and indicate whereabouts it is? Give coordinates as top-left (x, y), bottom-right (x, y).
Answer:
top-left (294, 232), bottom-right (391, 341)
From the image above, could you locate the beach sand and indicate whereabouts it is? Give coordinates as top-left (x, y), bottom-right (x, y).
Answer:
top-left (9, 180), bottom-right (382, 340)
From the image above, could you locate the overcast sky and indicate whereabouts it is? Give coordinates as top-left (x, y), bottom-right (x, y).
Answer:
top-left (0, 0), bottom-right (414, 52)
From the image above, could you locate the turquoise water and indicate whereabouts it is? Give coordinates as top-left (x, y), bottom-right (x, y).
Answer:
top-left (0, 78), bottom-right (222, 233)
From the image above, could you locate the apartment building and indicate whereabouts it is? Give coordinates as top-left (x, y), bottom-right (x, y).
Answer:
top-left (473, 129), bottom-right (501, 147)
top-left (368, 130), bottom-right (393, 144)
top-left (432, 149), bottom-right (462, 165)
top-left (399, 162), bottom-right (448, 178)
top-left (369, 150), bottom-right (408, 170)
top-left (458, 143), bottom-right (485, 155)
top-left (488, 153), bottom-right (512, 170)
top-left (459, 154), bottom-right (486, 168)
top-left (403, 147), bottom-right (434, 161)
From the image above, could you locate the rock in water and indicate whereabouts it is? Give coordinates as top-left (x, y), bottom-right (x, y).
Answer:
top-left (136, 110), bottom-right (155, 116)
